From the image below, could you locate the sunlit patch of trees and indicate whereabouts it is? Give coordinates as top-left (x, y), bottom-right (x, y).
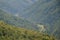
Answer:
top-left (0, 20), bottom-right (55, 40)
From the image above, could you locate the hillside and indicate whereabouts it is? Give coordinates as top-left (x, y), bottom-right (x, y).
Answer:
top-left (0, 0), bottom-right (60, 39)
top-left (0, 0), bottom-right (60, 35)
top-left (0, 20), bottom-right (55, 40)
top-left (0, 9), bottom-right (38, 31)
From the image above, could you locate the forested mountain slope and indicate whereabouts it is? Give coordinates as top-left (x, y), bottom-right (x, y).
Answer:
top-left (0, 21), bottom-right (56, 40)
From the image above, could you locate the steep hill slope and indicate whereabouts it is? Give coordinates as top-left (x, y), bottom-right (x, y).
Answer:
top-left (0, 0), bottom-right (60, 39)
top-left (0, 0), bottom-right (60, 34)
top-left (0, 9), bottom-right (38, 31)
top-left (0, 20), bottom-right (55, 40)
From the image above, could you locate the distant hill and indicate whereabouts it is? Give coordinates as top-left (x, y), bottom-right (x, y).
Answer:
top-left (0, 20), bottom-right (56, 40)
top-left (0, 9), bottom-right (38, 31)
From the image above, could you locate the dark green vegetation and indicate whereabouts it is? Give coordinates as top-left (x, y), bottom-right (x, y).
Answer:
top-left (0, 21), bottom-right (55, 40)
top-left (0, 9), bottom-right (38, 31)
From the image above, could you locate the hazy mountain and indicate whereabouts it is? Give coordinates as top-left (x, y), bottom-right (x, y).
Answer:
top-left (0, 0), bottom-right (60, 26)
top-left (0, 0), bottom-right (38, 14)
top-left (0, 9), bottom-right (38, 31)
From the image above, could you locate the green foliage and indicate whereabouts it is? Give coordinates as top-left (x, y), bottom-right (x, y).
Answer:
top-left (0, 21), bottom-right (55, 40)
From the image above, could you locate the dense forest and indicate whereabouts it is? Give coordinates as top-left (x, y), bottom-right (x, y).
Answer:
top-left (0, 20), bottom-right (56, 40)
